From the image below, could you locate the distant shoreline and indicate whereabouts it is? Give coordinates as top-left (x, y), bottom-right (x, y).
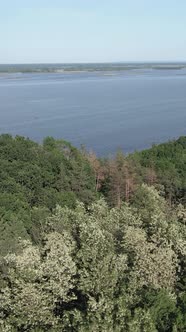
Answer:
top-left (0, 63), bottom-right (186, 74)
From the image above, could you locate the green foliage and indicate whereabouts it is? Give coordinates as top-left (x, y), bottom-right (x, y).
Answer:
top-left (1, 187), bottom-right (186, 331)
top-left (132, 136), bottom-right (186, 204)
top-left (0, 135), bottom-right (186, 331)
top-left (0, 135), bottom-right (97, 254)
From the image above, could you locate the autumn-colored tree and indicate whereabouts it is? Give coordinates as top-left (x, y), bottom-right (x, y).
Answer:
top-left (87, 151), bottom-right (105, 191)
top-left (104, 152), bottom-right (138, 207)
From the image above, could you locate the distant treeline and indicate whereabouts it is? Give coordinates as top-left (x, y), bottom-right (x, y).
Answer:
top-left (0, 63), bottom-right (186, 73)
top-left (0, 134), bottom-right (185, 331)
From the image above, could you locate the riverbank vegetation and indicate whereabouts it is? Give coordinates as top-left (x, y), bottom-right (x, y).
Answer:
top-left (1, 63), bottom-right (186, 74)
top-left (0, 134), bottom-right (185, 331)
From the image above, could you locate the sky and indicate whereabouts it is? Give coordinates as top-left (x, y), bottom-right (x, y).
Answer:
top-left (1, 0), bottom-right (186, 63)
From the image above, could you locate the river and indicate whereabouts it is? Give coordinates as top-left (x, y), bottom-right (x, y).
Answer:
top-left (0, 69), bottom-right (186, 155)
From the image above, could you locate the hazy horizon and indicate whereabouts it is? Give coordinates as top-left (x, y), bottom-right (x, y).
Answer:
top-left (1, 61), bottom-right (186, 65)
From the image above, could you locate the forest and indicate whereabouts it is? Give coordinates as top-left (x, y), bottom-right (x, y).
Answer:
top-left (0, 134), bottom-right (186, 331)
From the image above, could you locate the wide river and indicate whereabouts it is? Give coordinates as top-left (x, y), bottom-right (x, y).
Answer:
top-left (0, 69), bottom-right (186, 155)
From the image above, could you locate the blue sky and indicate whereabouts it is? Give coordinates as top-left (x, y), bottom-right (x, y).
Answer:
top-left (1, 0), bottom-right (186, 63)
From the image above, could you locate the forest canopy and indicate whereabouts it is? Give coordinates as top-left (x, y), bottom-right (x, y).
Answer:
top-left (0, 134), bottom-right (185, 331)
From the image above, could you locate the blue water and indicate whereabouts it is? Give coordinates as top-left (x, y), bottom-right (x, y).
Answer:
top-left (0, 69), bottom-right (186, 155)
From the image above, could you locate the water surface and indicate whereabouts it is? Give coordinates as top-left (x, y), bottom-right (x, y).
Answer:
top-left (0, 69), bottom-right (186, 155)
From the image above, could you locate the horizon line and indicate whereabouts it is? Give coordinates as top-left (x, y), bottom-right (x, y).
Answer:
top-left (1, 60), bottom-right (186, 65)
